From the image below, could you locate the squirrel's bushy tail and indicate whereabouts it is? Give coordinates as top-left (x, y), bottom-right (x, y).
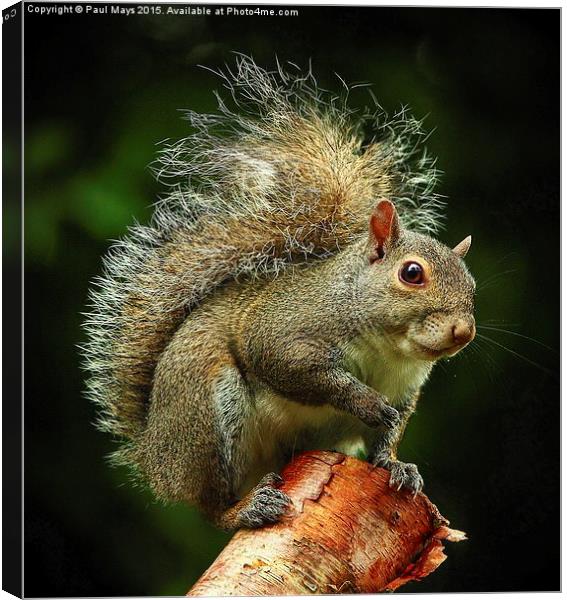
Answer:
top-left (82, 56), bottom-right (443, 463)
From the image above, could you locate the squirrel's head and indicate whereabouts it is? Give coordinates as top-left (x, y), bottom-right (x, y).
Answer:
top-left (364, 199), bottom-right (476, 362)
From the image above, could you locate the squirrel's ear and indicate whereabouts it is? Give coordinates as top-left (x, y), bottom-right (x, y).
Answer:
top-left (369, 200), bottom-right (400, 261)
top-left (452, 235), bottom-right (472, 258)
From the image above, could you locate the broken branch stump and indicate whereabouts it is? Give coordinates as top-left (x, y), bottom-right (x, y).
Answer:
top-left (188, 451), bottom-right (465, 596)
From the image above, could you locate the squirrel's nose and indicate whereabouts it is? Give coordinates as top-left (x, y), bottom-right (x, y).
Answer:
top-left (452, 319), bottom-right (476, 346)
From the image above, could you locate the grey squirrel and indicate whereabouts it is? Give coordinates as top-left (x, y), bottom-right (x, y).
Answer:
top-left (83, 58), bottom-right (476, 530)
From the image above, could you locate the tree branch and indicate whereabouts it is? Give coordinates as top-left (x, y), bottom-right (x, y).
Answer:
top-left (188, 451), bottom-right (465, 596)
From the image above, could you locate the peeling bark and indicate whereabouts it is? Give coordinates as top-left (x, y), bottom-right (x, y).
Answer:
top-left (188, 451), bottom-right (465, 596)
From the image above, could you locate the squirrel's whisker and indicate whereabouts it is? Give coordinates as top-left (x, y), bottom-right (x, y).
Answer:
top-left (476, 325), bottom-right (554, 351)
top-left (467, 339), bottom-right (498, 381)
top-left (477, 319), bottom-right (520, 327)
top-left (476, 269), bottom-right (519, 292)
top-left (475, 333), bottom-right (553, 375)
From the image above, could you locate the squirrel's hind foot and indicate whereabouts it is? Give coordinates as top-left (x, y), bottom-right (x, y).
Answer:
top-left (215, 472), bottom-right (292, 530)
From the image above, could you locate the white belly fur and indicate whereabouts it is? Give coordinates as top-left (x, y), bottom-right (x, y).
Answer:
top-left (239, 386), bottom-right (364, 494)
top-left (342, 332), bottom-right (433, 406)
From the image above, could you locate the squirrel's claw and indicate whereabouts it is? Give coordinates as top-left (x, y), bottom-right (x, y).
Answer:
top-left (388, 461), bottom-right (424, 495)
top-left (236, 472), bottom-right (292, 529)
top-left (256, 472), bottom-right (284, 488)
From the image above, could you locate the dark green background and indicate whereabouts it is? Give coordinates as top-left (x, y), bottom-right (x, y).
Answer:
top-left (17, 4), bottom-right (559, 596)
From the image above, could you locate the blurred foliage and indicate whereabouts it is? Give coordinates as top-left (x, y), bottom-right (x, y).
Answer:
top-left (21, 6), bottom-right (558, 596)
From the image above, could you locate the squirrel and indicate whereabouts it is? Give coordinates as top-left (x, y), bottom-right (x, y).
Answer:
top-left (83, 57), bottom-right (476, 530)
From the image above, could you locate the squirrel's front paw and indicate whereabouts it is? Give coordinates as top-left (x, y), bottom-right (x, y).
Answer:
top-left (237, 472), bottom-right (292, 528)
top-left (359, 399), bottom-right (400, 429)
top-left (388, 460), bottom-right (424, 495)
top-left (379, 403), bottom-right (401, 429)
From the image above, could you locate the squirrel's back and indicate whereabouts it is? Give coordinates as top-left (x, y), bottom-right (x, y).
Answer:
top-left (82, 57), bottom-right (443, 471)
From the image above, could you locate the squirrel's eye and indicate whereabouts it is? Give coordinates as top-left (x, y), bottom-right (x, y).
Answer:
top-left (399, 261), bottom-right (425, 286)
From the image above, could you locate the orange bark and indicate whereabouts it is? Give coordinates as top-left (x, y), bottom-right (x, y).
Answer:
top-left (188, 451), bottom-right (465, 596)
